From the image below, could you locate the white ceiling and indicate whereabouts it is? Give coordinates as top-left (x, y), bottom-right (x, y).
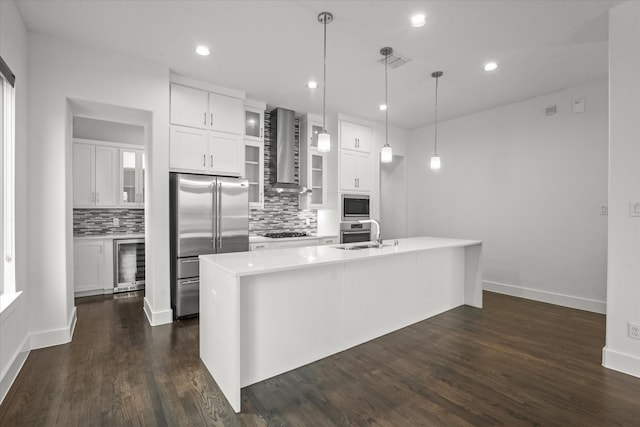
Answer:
top-left (16, 0), bottom-right (622, 129)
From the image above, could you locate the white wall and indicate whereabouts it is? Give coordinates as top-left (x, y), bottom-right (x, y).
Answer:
top-left (27, 32), bottom-right (172, 347)
top-left (407, 79), bottom-right (608, 313)
top-left (0, 0), bottom-right (30, 403)
top-left (603, 1), bottom-right (640, 378)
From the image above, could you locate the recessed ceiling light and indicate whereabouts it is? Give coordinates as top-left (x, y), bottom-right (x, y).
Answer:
top-left (484, 62), bottom-right (498, 71)
top-left (195, 45), bottom-right (210, 56)
top-left (379, 104), bottom-right (387, 111)
top-left (307, 81), bottom-right (318, 89)
top-left (411, 14), bottom-right (426, 28)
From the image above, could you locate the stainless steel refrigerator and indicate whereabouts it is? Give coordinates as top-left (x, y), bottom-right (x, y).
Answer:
top-left (170, 173), bottom-right (249, 318)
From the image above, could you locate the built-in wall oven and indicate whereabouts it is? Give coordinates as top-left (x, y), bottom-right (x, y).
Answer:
top-left (340, 221), bottom-right (371, 244)
top-left (341, 194), bottom-right (370, 222)
top-left (114, 238), bottom-right (145, 293)
top-left (340, 193), bottom-right (371, 243)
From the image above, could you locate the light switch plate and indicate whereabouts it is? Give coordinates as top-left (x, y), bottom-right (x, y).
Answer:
top-left (573, 98), bottom-right (586, 114)
top-left (629, 201), bottom-right (640, 217)
top-left (600, 205), bottom-right (608, 215)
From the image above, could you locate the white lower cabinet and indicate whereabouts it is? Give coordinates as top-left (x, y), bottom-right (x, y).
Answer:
top-left (275, 239), bottom-right (320, 249)
top-left (249, 237), bottom-right (339, 251)
top-left (321, 237), bottom-right (339, 245)
top-left (73, 239), bottom-right (113, 297)
top-left (339, 150), bottom-right (370, 192)
top-left (170, 125), bottom-right (242, 176)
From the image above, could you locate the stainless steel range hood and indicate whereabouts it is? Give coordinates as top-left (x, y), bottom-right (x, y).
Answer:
top-left (268, 108), bottom-right (309, 193)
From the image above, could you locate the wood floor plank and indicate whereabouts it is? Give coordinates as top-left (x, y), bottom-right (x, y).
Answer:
top-left (1, 291), bottom-right (640, 426)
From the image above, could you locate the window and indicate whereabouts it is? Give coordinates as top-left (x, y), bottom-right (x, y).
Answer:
top-left (1, 56), bottom-right (15, 295)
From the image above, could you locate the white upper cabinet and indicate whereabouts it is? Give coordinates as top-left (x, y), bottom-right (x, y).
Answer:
top-left (170, 83), bottom-right (242, 135)
top-left (73, 142), bottom-right (118, 207)
top-left (170, 84), bottom-right (209, 129)
top-left (169, 82), bottom-right (244, 175)
top-left (339, 150), bottom-right (370, 192)
top-left (340, 121), bottom-right (372, 153)
top-left (170, 125), bottom-right (242, 176)
top-left (209, 92), bottom-right (243, 135)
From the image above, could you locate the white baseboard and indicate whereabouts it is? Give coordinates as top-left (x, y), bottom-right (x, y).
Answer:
top-left (29, 306), bottom-right (77, 350)
top-left (483, 280), bottom-right (606, 314)
top-left (0, 336), bottom-right (29, 405)
top-left (602, 346), bottom-right (640, 378)
top-left (143, 297), bottom-right (173, 326)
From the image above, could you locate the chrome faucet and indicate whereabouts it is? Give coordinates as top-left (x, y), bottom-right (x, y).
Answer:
top-left (358, 219), bottom-right (382, 247)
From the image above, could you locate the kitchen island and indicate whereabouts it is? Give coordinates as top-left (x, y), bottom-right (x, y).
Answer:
top-left (199, 236), bottom-right (482, 412)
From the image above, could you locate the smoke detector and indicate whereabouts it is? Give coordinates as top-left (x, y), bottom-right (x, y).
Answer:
top-left (377, 50), bottom-right (411, 69)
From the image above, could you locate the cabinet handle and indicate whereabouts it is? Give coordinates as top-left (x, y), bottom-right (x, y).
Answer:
top-left (203, 154), bottom-right (206, 166)
top-left (210, 155), bottom-right (213, 167)
top-left (210, 113), bottom-right (213, 126)
top-left (259, 192), bottom-right (263, 202)
top-left (204, 112), bottom-right (207, 125)
top-left (260, 128), bottom-right (263, 138)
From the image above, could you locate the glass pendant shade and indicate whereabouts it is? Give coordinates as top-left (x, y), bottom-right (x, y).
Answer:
top-left (381, 145), bottom-right (393, 163)
top-left (430, 153), bottom-right (441, 170)
top-left (317, 131), bottom-right (331, 152)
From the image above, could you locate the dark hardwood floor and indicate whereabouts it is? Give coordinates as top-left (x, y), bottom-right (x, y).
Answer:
top-left (1, 290), bottom-right (639, 426)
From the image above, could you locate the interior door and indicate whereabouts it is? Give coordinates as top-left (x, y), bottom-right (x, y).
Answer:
top-left (175, 173), bottom-right (215, 257)
top-left (215, 177), bottom-right (249, 254)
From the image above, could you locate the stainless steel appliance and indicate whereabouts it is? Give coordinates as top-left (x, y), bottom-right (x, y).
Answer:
top-left (341, 193), bottom-right (370, 221)
top-left (170, 173), bottom-right (249, 318)
top-left (340, 221), bottom-right (371, 244)
top-left (114, 238), bottom-right (145, 293)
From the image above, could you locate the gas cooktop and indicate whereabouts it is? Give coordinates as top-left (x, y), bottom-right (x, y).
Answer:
top-left (263, 232), bottom-right (309, 239)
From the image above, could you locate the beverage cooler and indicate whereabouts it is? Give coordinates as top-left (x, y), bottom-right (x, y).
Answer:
top-left (114, 238), bottom-right (145, 293)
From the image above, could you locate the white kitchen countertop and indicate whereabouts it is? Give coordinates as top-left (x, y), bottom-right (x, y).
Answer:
top-left (249, 234), bottom-right (338, 243)
top-left (200, 236), bottom-right (482, 277)
top-left (73, 233), bottom-right (145, 240)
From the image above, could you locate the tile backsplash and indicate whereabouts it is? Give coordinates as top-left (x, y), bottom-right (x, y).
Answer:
top-left (249, 110), bottom-right (318, 236)
top-left (73, 208), bottom-right (144, 236)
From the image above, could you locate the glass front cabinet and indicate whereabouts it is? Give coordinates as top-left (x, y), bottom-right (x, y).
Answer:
top-left (299, 114), bottom-right (327, 209)
top-left (245, 141), bottom-right (264, 208)
top-left (119, 148), bottom-right (145, 207)
top-left (244, 99), bottom-right (266, 208)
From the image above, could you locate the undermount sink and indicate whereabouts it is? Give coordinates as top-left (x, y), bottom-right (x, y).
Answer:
top-left (334, 243), bottom-right (391, 250)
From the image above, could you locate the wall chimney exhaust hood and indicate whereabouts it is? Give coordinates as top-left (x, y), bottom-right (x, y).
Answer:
top-left (269, 108), bottom-right (309, 194)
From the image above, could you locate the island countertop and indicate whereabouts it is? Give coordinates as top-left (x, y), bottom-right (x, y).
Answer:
top-left (200, 236), bottom-right (482, 277)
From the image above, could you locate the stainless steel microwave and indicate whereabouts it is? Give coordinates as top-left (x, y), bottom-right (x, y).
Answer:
top-left (341, 194), bottom-right (370, 221)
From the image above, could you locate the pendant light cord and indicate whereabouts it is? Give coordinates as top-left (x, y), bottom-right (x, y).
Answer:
top-left (385, 53), bottom-right (389, 147)
top-left (322, 14), bottom-right (327, 130)
top-left (434, 74), bottom-right (439, 155)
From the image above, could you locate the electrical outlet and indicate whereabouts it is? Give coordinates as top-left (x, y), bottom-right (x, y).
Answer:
top-left (628, 322), bottom-right (640, 340)
top-left (113, 218), bottom-right (120, 226)
top-left (600, 205), bottom-right (608, 215)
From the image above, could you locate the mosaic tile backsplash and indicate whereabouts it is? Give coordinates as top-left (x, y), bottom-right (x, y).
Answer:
top-left (249, 110), bottom-right (318, 236)
top-left (73, 208), bottom-right (144, 236)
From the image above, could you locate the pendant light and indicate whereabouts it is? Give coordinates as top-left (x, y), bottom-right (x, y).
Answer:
top-left (380, 47), bottom-right (393, 164)
top-left (430, 71), bottom-right (443, 170)
top-left (317, 12), bottom-right (333, 153)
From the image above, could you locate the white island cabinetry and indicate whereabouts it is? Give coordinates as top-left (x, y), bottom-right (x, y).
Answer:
top-left (199, 236), bottom-right (483, 412)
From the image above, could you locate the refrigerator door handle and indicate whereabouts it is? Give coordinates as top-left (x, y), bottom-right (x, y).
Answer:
top-left (217, 181), bottom-right (223, 249)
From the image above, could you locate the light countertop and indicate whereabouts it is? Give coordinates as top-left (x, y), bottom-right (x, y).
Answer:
top-left (200, 236), bottom-right (482, 277)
